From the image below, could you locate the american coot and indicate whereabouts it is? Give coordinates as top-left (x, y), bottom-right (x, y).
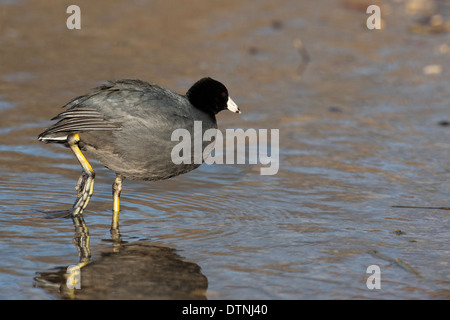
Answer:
top-left (38, 77), bottom-right (240, 230)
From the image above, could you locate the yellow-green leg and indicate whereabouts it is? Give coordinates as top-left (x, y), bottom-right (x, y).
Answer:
top-left (67, 133), bottom-right (95, 217)
top-left (111, 174), bottom-right (124, 232)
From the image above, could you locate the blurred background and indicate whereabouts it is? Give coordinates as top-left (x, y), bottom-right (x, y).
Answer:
top-left (0, 0), bottom-right (449, 299)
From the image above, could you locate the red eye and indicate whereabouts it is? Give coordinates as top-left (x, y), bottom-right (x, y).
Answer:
top-left (221, 92), bottom-right (226, 97)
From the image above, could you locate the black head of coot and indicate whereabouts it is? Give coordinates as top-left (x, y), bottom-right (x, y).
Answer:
top-left (186, 77), bottom-right (240, 115)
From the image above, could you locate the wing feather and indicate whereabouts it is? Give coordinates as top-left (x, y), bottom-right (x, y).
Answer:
top-left (38, 79), bottom-right (163, 142)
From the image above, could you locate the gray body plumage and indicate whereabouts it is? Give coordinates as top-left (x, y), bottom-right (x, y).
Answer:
top-left (39, 79), bottom-right (217, 180)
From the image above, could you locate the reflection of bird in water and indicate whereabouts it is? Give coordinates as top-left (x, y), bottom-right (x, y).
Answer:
top-left (34, 241), bottom-right (208, 300)
top-left (34, 216), bottom-right (208, 299)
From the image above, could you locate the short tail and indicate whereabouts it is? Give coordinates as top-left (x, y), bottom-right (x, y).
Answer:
top-left (37, 132), bottom-right (69, 143)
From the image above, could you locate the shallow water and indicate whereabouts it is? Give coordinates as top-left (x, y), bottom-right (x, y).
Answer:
top-left (0, 0), bottom-right (449, 299)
